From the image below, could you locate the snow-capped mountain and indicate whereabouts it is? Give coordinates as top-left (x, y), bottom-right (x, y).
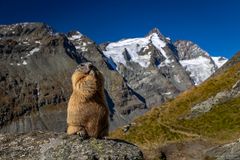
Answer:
top-left (103, 29), bottom-right (170, 69)
top-left (102, 31), bottom-right (228, 87)
top-left (174, 40), bottom-right (228, 85)
top-left (101, 28), bottom-right (194, 107)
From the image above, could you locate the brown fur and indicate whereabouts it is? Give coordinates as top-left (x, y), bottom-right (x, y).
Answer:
top-left (67, 62), bottom-right (109, 138)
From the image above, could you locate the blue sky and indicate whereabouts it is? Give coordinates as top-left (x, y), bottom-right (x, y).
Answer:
top-left (0, 0), bottom-right (239, 58)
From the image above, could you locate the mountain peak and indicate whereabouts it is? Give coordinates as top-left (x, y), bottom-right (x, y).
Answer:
top-left (67, 31), bottom-right (82, 36)
top-left (149, 27), bottom-right (161, 34)
top-left (67, 31), bottom-right (83, 40)
top-left (147, 27), bottom-right (164, 38)
top-left (67, 31), bottom-right (82, 37)
top-left (174, 40), bottom-right (210, 60)
top-left (0, 22), bottom-right (54, 41)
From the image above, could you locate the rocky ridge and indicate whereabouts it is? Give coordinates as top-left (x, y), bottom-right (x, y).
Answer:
top-left (0, 23), bottom-right (83, 133)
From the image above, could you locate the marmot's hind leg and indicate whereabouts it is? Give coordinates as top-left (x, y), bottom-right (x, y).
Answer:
top-left (67, 125), bottom-right (80, 135)
top-left (76, 129), bottom-right (88, 139)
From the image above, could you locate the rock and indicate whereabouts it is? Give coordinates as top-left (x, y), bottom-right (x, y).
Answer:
top-left (232, 80), bottom-right (240, 90)
top-left (155, 140), bottom-right (214, 160)
top-left (0, 132), bottom-right (143, 160)
top-left (186, 80), bottom-right (240, 119)
top-left (174, 40), bottom-right (212, 60)
top-left (205, 139), bottom-right (240, 160)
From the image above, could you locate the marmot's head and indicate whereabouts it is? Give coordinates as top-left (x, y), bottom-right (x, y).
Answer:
top-left (71, 62), bottom-right (104, 97)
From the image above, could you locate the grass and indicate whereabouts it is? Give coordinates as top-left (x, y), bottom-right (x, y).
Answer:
top-left (110, 62), bottom-right (240, 155)
top-left (180, 97), bottom-right (240, 141)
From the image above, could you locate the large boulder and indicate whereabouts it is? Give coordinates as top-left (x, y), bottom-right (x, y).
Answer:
top-left (0, 132), bottom-right (143, 160)
top-left (205, 139), bottom-right (240, 160)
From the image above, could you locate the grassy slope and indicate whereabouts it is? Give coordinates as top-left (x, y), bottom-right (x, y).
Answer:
top-left (111, 62), bottom-right (240, 151)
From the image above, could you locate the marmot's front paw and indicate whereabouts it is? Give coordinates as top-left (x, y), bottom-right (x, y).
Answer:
top-left (103, 136), bottom-right (108, 140)
top-left (77, 130), bottom-right (88, 140)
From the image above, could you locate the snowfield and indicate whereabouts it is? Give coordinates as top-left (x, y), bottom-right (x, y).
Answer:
top-left (180, 56), bottom-right (216, 85)
top-left (103, 33), bottom-right (169, 68)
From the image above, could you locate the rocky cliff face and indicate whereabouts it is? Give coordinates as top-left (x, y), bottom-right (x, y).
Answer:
top-left (0, 132), bottom-right (143, 160)
top-left (0, 23), bottom-right (84, 133)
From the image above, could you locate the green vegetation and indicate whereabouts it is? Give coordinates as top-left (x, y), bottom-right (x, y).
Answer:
top-left (111, 62), bottom-right (240, 151)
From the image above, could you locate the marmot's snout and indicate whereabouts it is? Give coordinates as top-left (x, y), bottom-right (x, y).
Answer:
top-left (77, 62), bottom-right (93, 74)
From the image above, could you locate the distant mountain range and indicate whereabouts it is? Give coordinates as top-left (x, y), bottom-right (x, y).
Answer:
top-left (0, 23), bottom-right (227, 133)
top-left (101, 28), bottom-right (227, 86)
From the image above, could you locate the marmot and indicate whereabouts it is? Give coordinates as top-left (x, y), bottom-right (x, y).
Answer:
top-left (67, 62), bottom-right (109, 138)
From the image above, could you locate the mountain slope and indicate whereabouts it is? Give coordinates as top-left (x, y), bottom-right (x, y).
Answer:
top-left (111, 51), bottom-right (240, 159)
